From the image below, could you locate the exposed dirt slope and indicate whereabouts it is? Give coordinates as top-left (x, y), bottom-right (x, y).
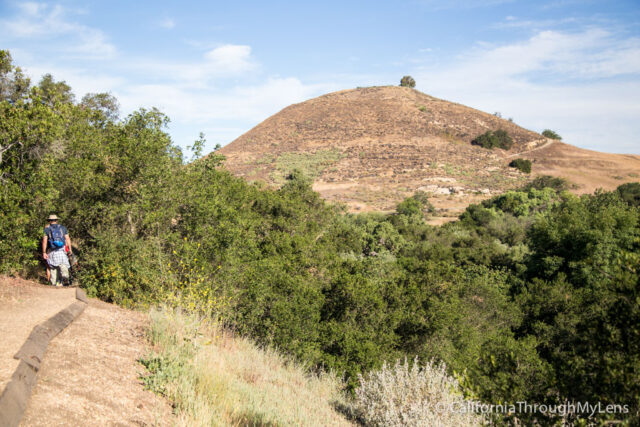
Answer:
top-left (0, 277), bottom-right (172, 426)
top-left (521, 142), bottom-right (640, 194)
top-left (217, 86), bottom-right (639, 216)
top-left (218, 86), bottom-right (543, 214)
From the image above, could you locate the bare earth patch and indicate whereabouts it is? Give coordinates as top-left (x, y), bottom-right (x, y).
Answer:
top-left (0, 277), bottom-right (75, 393)
top-left (0, 277), bottom-right (173, 426)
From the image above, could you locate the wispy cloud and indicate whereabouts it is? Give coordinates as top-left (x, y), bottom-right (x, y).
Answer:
top-left (125, 44), bottom-right (259, 88)
top-left (204, 44), bottom-right (255, 74)
top-left (492, 16), bottom-right (579, 30)
top-left (413, 27), bottom-right (640, 152)
top-left (0, 2), bottom-right (116, 59)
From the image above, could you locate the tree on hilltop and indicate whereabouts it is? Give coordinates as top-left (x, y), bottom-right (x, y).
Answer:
top-left (400, 75), bottom-right (416, 88)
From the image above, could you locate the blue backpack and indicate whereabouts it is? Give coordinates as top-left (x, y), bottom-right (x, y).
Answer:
top-left (47, 224), bottom-right (66, 250)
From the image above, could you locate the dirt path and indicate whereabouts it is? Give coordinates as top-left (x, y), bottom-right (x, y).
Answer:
top-left (505, 138), bottom-right (554, 159)
top-left (0, 276), bottom-right (173, 426)
top-left (0, 277), bottom-right (75, 392)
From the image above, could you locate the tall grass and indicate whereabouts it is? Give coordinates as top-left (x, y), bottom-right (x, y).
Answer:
top-left (141, 308), bottom-right (353, 426)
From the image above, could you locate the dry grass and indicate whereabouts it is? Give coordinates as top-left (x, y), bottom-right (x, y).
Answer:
top-left (142, 308), bottom-right (353, 426)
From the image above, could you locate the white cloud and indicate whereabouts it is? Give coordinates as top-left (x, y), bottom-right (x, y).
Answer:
top-left (21, 64), bottom-right (125, 98)
top-left (113, 76), bottom-right (335, 148)
top-left (413, 28), bottom-right (640, 152)
top-left (204, 45), bottom-right (255, 74)
top-left (117, 77), bottom-right (330, 124)
top-left (123, 44), bottom-right (259, 89)
top-left (491, 16), bottom-right (578, 30)
top-left (0, 2), bottom-right (116, 59)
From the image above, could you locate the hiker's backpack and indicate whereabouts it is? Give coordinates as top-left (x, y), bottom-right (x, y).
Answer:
top-left (47, 224), bottom-right (66, 250)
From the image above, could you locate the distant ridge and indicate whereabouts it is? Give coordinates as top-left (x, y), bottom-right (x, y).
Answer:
top-left (217, 86), bottom-right (640, 218)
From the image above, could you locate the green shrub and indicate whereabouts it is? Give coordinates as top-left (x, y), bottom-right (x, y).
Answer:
top-left (400, 75), bottom-right (416, 88)
top-left (471, 129), bottom-right (513, 150)
top-left (541, 129), bottom-right (562, 140)
top-left (617, 182), bottom-right (640, 207)
top-left (509, 158), bottom-right (532, 173)
top-left (520, 175), bottom-right (570, 192)
top-left (520, 192), bottom-right (640, 421)
top-left (396, 191), bottom-right (435, 217)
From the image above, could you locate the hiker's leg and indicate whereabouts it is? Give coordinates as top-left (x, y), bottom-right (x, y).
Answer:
top-left (49, 267), bottom-right (58, 286)
top-left (59, 264), bottom-right (70, 285)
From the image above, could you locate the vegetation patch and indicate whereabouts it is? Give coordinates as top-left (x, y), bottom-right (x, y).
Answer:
top-left (471, 129), bottom-right (514, 150)
top-left (254, 154), bottom-right (275, 165)
top-left (521, 175), bottom-right (572, 192)
top-left (542, 129), bottom-right (562, 140)
top-left (400, 75), bottom-right (416, 88)
top-left (140, 308), bottom-right (351, 426)
top-left (509, 158), bottom-right (532, 174)
top-left (347, 358), bottom-right (485, 426)
top-left (271, 149), bottom-right (344, 184)
top-left (617, 182), bottom-right (640, 207)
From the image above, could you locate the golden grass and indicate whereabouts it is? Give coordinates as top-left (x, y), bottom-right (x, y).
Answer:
top-left (143, 308), bottom-right (353, 426)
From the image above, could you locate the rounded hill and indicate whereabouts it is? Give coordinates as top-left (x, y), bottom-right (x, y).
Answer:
top-left (218, 86), bottom-right (640, 216)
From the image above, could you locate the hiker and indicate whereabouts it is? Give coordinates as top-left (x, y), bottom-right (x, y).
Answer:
top-left (42, 214), bottom-right (73, 287)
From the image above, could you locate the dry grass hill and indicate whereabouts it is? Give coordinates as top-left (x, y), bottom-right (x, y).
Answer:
top-left (218, 86), bottom-right (640, 221)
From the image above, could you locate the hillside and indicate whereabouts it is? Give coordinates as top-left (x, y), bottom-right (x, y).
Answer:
top-left (218, 86), bottom-right (640, 217)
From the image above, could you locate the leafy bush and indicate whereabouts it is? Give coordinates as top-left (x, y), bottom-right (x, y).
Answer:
top-left (471, 129), bottom-right (513, 150)
top-left (509, 158), bottom-right (532, 173)
top-left (541, 129), bottom-right (562, 140)
top-left (349, 358), bottom-right (485, 426)
top-left (396, 191), bottom-right (435, 217)
top-left (617, 182), bottom-right (640, 207)
top-left (520, 175), bottom-right (570, 192)
top-left (400, 75), bottom-right (416, 88)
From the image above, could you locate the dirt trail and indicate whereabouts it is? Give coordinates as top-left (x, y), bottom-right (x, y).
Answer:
top-left (0, 277), bottom-right (173, 426)
top-left (0, 277), bottom-right (75, 392)
top-left (505, 138), bottom-right (554, 158)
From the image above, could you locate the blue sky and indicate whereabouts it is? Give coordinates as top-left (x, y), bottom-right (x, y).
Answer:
top-left (1, 0), bottom-right (639, 154)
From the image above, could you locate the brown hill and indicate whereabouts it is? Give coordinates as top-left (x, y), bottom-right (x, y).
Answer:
top-left (218, 86), bottom-right (640, 219)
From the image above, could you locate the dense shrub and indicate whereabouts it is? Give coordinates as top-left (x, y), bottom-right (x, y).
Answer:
top-left (519, 192), bottom-right (640, 422)
top-left (396, 191), bottom-right (435, 217)
top-left (508, 158), bottom-right (532, 173)
top-left (617, 182), bottom-right (640, 207)
top-left (400, 75), bottom-right (416, 88)
top-left (541, 129), bottom-right (562, 140)
top-left (521, 175), bottom-right (570, 192)
top-left (471, 129), bottom-right (513, 150)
